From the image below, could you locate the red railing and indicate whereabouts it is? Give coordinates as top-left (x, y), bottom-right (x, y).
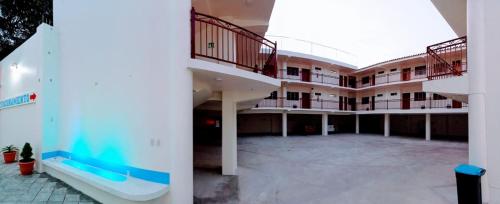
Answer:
top-left (256, 97), bottom-right (467, 111)
top-left (427, 36), bottom-right (467, 80)
top-left (191, 8), bottom-right (277, 78)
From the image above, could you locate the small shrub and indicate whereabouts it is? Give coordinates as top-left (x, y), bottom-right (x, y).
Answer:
top-left (20, 143), bottom-right (34, 162)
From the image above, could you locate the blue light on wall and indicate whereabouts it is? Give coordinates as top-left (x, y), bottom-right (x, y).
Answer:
top-left (62, 159), bottom-right (127, 182)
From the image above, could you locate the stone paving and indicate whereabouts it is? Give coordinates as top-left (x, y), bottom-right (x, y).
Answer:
top-left (194, 134), bottom-right (468, 204)
top-left (0, 159), bottom-right (99, 204)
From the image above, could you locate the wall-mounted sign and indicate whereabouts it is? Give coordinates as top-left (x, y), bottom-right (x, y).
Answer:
top-left (0, 92), bottom-right (37, 110)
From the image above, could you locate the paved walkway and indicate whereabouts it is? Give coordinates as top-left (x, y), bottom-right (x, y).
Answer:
top-left (0, 160), bottom-right (99, 204)
top-left (194, 134), bottom-right (468, 204)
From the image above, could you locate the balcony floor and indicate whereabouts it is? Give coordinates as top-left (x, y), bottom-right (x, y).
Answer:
top-left (194, 134), bottom-right (467, 204)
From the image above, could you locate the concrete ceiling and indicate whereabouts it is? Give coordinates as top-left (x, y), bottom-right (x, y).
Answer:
top-left (431, 0), bottom-right (467, 36)
top-left (192, 0), bottom-right (276, 36)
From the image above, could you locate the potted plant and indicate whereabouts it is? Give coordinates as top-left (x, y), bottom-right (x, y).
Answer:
top-left (2, 145), bottom-right (18, 163)
top-left (19, 143), bottom-right (35, 175)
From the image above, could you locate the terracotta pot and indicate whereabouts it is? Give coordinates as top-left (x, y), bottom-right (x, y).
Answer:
top-left (19, 160), bottom-right (35, 175)
top-left (3, 152), bottom-right (16, 163)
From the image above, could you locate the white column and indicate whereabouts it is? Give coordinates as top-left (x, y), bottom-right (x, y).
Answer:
top-left (222, 91), bottom-right (238, 175)
top-left (468, 0), bottom-right (500, 202)
top-left (282, 112), bottom-right (287, 137)
top-left (322, 113), bottom-right (329, 136)
top-left (355, 114), bottom-right (360, 134)
top-left (425, 114), bottom-right (431, 141)
top-left (384, 114), bottom-right (390, 137)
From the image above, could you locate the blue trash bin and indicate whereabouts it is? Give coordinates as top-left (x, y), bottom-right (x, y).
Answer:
top-left (455, 164), bottom-right (486, 204)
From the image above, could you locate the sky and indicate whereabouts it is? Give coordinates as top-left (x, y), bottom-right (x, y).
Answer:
top-left (265, 0), bottom-right (457, 68)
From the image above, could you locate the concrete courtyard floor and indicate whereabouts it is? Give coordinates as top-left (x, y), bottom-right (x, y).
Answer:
top-left (0, 160), bottom-right (99, 203)
top-left (194, 134), bottom-right (468, 204)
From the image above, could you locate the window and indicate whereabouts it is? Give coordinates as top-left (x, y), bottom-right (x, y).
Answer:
top-left (315, 67), bottom-right (322, 71)
top-left (362, 76), bottom-right (370, 84)
top-left (433, 94), bottom-right (447, 100)
top-left (287, 92), bottom-right (299, 101)
top-left (390, 68), bottom-right (398, 72)
top-left (287, 67), bottom-right (299, 76)
top-left (362, 97), bottom-right (370, 104)
top-left (415, 66), bottom-right (426, 75)
top-left (314, 93), bottom-right (322, 96)
top-left (414, 92), bottom-right (426, 101)
top-left (265, 91), bottom-right (278, 99)
top-left (391, 92), bottom-right (398, 96)
top-left (377, 94), bottom-right (384, 97)
top-left (378, 71), bottom-right (385, 75)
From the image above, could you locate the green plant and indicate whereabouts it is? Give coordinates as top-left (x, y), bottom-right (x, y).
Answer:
top-left (20, 143), bottom-right (34, 162)
top-left (1, 145), bottom-right (18, 153)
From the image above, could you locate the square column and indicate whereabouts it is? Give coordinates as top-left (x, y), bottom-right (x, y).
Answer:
top-left (282, 112), bottom-right (287, 137)
top-left (222, 91), bottom-right (237, 175)
top-left (384, 114), bottom-right (390, 137)
top-left (425, 113), bottom-right (431, 141)
top-left (322, 113), bottom-right (329, 136)
top-left (355, 114), bottom-right (360, 134)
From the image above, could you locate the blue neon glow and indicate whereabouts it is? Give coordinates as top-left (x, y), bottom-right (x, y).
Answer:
top-left (62, 159), bottom-right (127, 182)
top-left (43, 150), bottom-right (170, 185)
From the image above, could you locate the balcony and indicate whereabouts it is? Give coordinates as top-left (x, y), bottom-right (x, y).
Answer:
top-left (255, 97), bottom-right (467, 112)
top-left (191, 8), bottom-right (277, 78)
top-left (278, 69), bottom-right (340, 86)
top-left (356, 70), bottom-right (427, 89)
top-left (357, 98), bottom-right (467, 111)
top-left (427, 36), bottom-right (467, 80)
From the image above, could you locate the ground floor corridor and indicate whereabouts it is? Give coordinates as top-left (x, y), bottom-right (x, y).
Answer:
top-left (194, 134), bottom-right (467, 204)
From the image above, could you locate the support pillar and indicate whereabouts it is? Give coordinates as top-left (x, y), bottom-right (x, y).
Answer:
top-left (282, 112), bottom-right (287, 137)
top-left (468, 0), bottom-right (491, 201)
top-left (425, 114), bottom-right (431, 141)
top-left (322, 113), bottom-right (329, 136)
top-left (384, 114), bottom-right (390, 137)
top-left (355, 114), bottom-right (360, 134)
top-left (222, 91), bottom-right (237, 175)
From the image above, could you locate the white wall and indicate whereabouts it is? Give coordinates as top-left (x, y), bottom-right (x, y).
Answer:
top-left (0, 24), bottom-right (58, 170)
top-left (53, 0), bottom-right (192, 203)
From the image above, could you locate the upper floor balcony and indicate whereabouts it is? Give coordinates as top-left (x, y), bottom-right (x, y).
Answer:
top-left (426, 36), bottom-right (467, 80)
top-left (277, 67), bottom-right (427, 89)
top-left (191, 8), bottom-right (277, 78)
top-left (255, 95), bottom-right (467, 112)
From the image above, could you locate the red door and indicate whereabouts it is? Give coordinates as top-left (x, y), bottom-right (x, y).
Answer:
top-left (302, 93), bottom-right (311, 109)
top-left (452, 100), bottom-right (462, 108)
top-left (301, 69), bottom-right (311, 82)
top-left (402, 93), bottom-right (411, 109)
top-left (402, 68), bottom-right (411, 81)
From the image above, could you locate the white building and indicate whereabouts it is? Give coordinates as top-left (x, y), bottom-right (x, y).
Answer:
top-left (1, 0), bottom-right (497, 203)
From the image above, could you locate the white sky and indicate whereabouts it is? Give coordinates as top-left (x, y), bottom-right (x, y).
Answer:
top-left (266, 0), bottom-right (457, 68)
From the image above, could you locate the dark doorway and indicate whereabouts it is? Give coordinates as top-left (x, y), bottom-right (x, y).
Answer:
top-left (402, 68), bottom-right (411, 81)
top-left (302, 93), bottom-right (311, 109)
top-left (371, 96), bottom-right (375, 110)
top-left (301, 69), bottom-right (311, 82)
top-left (359, 114), bottom-right (384, 134)
top-left (288, 114), bottom-right (322, 135)
top-left (402, 93), bottom-right (411, 109)
top-left (330, 115), bottom-right (356, 133)
top-left (390, 115), bottom-right (426, 138)
top-left (237, 114), bottom-right (282, 136)
top-left (349, 98), bottom-right (357, 111)
top-left (431, 114), bottom-right (468, 141)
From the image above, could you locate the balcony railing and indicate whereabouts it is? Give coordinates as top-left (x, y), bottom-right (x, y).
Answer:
top-left (427, 36), bottom-right (467, 80)
top-left (256, 97), bottom-right (467, 111)
top-left (278, 69), bottom-right (427, 88)
top-left (191, 8), bottom-right (277, 78)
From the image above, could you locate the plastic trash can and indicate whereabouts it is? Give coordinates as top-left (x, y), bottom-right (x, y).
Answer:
top-left (455, 164), bottom-right (486, 204)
